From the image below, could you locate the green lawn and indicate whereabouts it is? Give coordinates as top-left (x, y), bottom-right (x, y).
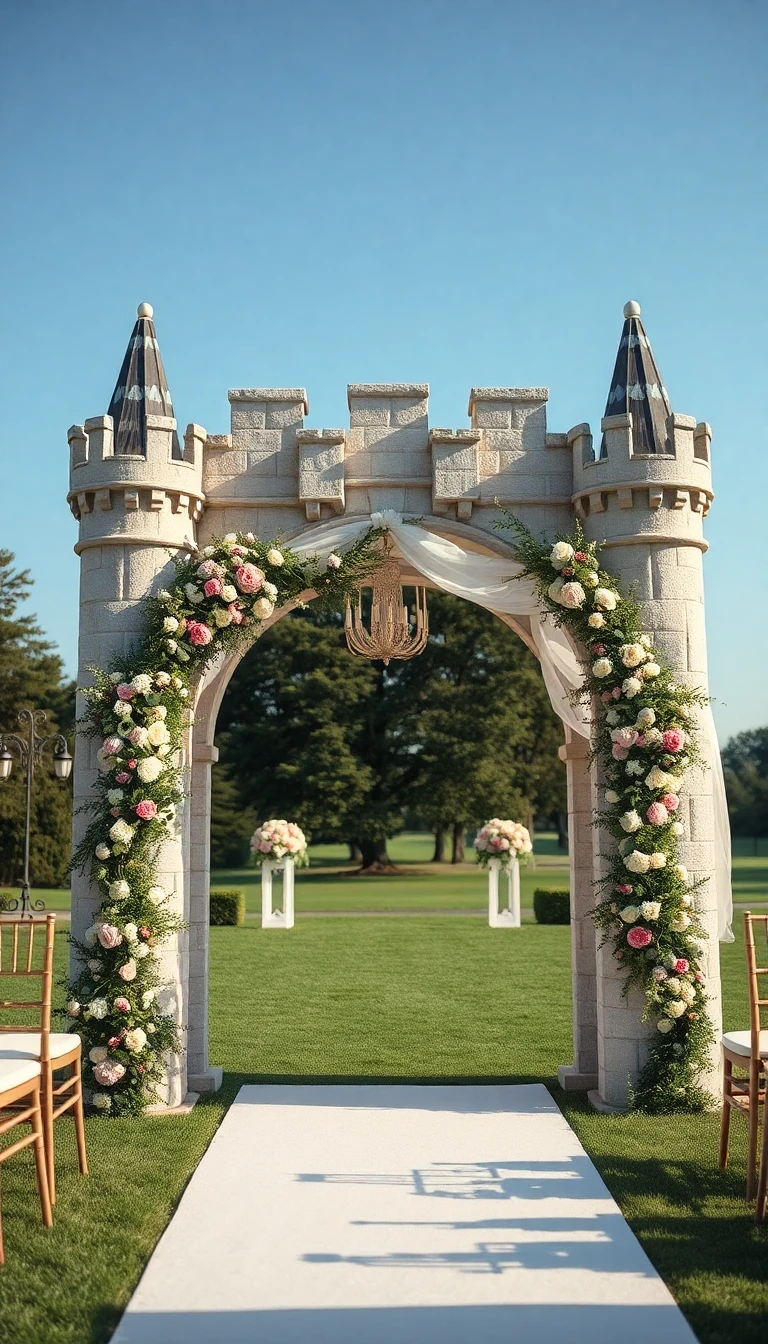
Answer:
top-left (0, 918), bottom-right (766, 1343)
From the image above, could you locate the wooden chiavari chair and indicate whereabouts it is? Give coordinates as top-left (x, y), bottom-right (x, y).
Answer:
top-left (719, 911), bottom-right (768, 1200)
top-left (0, 914), bottom-right (88, 1205)
top-left (756, 1061), bottom-right (768, 1223)
top-left (0, 916), bottom-right (54, 1261)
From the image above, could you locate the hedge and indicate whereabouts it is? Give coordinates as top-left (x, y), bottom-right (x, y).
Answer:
top-left (209, 889), bottom-right (246, 926)
top-left (533, 888), bottom-right (570, 925)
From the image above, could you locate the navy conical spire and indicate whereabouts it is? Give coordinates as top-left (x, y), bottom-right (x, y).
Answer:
top-left (599, 301), bottom-right (671, 458)
top-left (107, 303), bottom-right (181, 457)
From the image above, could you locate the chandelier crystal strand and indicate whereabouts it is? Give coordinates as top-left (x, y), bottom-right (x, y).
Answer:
top-left (345, 558), bottom-right (429, 665)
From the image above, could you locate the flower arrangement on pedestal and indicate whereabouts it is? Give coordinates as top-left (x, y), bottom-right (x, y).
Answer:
top-left (473, 818), bottom-right (533, 869)
top-left (250, 820), bottom-right (309, 868)
top-left (68, 527), bottom-right (382, 1115)
top-left (503, 515), bottom-right (713, 1113)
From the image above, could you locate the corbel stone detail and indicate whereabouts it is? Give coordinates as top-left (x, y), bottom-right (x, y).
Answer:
top-left (648, 487), bottom-right (664, 510)
top-left (297, 428), bottom-right (345, 519)
top-left (149, 489), bottom-right (165, 513)
top-left (617, 488), bottom-right (634, 510)
top-left (589, 491), bottom-right (606, 514)
top-left (430, 428), bottom-right (481, 518)
top-left (124, 489), bottom-right (140, 511)
top-left (94, 488), bottom-right (112, 511)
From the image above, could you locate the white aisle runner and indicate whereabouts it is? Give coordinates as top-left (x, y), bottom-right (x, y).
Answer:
top-left (113, 1084), bottom-right (697, 1344)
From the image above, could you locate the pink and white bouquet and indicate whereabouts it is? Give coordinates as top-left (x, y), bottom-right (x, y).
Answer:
top-left (250, 819), bottom-right (309, 867)
top-left (473, 818), bottom-right (533, 869)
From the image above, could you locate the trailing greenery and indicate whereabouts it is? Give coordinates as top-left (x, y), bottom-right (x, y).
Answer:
top-left (209, 889), bottom-right (245, 926)
top-left (533, 888), bottom-right (571, 924)
top-left (67, 527), bottom-right (383, 1115)
top-left (501, 515), bottom-right (714, 1113)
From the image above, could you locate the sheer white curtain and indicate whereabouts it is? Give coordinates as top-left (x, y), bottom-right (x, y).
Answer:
top-left (291, 514), bottom-right (733, 940)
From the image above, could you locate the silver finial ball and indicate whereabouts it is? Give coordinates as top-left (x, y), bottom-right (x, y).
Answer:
top-left (137, 302), bottom-right (154, 319)
top-left (623, 300), bottom-right (641, 320)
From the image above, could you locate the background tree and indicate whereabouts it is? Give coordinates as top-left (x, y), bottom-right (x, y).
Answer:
top-left (0, 551), bottom-right (75, 887)
top-left (215, 594), bottom-right (566, 869)
top-left (722, 727), bottom-right (768, 839)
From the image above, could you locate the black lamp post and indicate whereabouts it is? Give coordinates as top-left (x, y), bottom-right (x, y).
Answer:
top-left (0, 708), bottom-right (73, 916)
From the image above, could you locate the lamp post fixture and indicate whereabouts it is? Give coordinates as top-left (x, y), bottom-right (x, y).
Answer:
top-left (0, 708), bottom-right (73, 916)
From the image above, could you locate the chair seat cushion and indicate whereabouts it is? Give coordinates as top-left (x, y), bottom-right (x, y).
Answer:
top-left (0, 1032), bottom-right (81, 1062)
top-left (0, 1056), bottom-right (41, 1091)
top-left (722, 1029), bottom-right (768, 1058)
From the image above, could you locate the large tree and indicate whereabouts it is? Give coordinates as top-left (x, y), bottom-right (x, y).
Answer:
top-left (0, 551), bottom-right (75, 887)
top-left (722, 727), bottom-right (768, 838)
top-left (215, 594), bottom-right (565, 868)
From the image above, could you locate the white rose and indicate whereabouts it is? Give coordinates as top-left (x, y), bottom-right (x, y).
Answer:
top-left (665, 978), bottom-right (681, 995)
top-left (87, 959), bottom-right (102, 972)
top-left (109, 672), bottom-right (124, 683)
top-left (640, 901), bottom-right (661, 920)
top-left (679, 983), bottom-right (696, 1005)
top-left (549, 541), bottom-right (574, 569)
top-left (672, 821), bottom-right (684, 837)
top-left (137, 756), bottom-right (164, 783)
top-left (666, 1000), bottom-right (686, 1019)
top-left (109, 879), bottom-right (131, 901)
top-left (142, 989), bottom-right (156, 1007)
top-left (253, 597), bottom-right (275, 619)
top-left (643, 727), bottom-right (664, 746)
top-left (671, 912), bottom-right (691, 932)
top-left (124, 1027), bottom-right (148, 1052)
top-left (263, 581), bottom-right (278, 602)
top-left (594, 588), bottom-right (618, 611)
top-left (131, 674), bottom-right (152, 695)
top-left (652, 966), bottom-right (668, 982)
top-left (588, 612), bottom-right (605, 628)
top-left (157, 590), bottom-right (172, 603)
top-left (93, 1093), bottom-right (112, 1110)
top-left (622, 677), bottom-right (642, 698)
top-left (620, 643), bottom-right (646, 668)
top-left (135, 942), bottom-right (150, 959)
top-left (605, 790), bottom-right (620, 804)
top-left (123, 922), bottom-right (139, 942)
top-left (148, 886), bottom-right (167, 904)
top-left (214, 607), bottom-right (233, 628)
top-left (674, 864), bottom-right (689, 883)
top-left (619, 905), bottom-right (638, 923)
top-left (645, 766), bottom-right (674, 792)
top-left (649, 852), bottom-right (667, 869)
top-left (66, 999), bottom-right (80, 1017)
top-left (113, 700), bottom-right (133, 718)
top-left (163, 616), bottom-right (179, 633)
top-left (88, 998), bottom-right (108, 1020)
top-left (107, 789), bottom-right (124, 805)
top-left (89, 1046), bottom-right (108, 1064)
top-left (266, 548), bottom-right (284, 567)
top-left (84, 924), bottom-right (98, 946)
top-left (166, 639), bottom-right (178, 654)
top-left (223, 533), bottom-right (238, 545)
top-left (155, 671), bottom-right (171, 687)
top-left (636, 708), bottom-right (656, 727)
top-left (605, 709), bottom-right (620, 725)
top-left (327, 553), bottom-right (342, 570)
top-left (624, 850), bottom-right (651, 874)
top-left (593, 658), bottom-right (613, 679)
top-left (642, 662), bottom-right (661, 679)
top-left (221, 584), bottom-right (237, 603)
top-left (657, 1018), bottom-right (673, 1034)
top-left (184, 583), bottom-right (204, 605)
top-left (146, 721), bottom-right (170, 747)
top-left (547, 578), bottom-right (564, 603)
top-left (619, 810), bottom-right (642, 833)
top-left (95, 843), bottom-right (110, 860)
top-left (626, 760), bottom-right (644, 775)
top-left (582, 571), bottom-right (598, 587)
top-left (109, 819), bottom-right (135, 847)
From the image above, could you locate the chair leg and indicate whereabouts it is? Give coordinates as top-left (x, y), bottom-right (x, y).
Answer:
top-left (747, 1059), bottom-right (761, 1201)
top-left (719, 1055), bottom-right (732, 1170)
top-left (42, 1068), bottom-right (56, 1206)
top-left (72, 1058), bottom-right (89, 1178)
top-left (0, 1168), bottom-right (4, 1267)
top-left (756, 1096), bottom-right (768, 1224)
top-left (31, 1084), bottom-right (53, 1231)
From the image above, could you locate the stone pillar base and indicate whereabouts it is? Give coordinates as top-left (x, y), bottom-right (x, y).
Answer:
top-left (587, 1088), bottom-right (628, 1115)
top-left (557, 1064), bottom-right (598, 1092)
top-left (146, 1092), bottom-right (200, 1116)
top-left (188, 1066), bottom-right (223, 1093)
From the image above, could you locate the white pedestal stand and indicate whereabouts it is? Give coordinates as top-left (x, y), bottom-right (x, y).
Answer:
top-left (488, 856), bottom-right (521, 928)
top-left (261, 857), bottom-right (295, 929)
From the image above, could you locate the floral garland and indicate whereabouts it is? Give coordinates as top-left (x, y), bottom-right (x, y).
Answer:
top-left (250, 819), bottom-right (309, 868)
top-left (67, 528), bottom-right (382, 1116)
top-left (474, 819), bottom-right (533, 870)
top-left (505, 517), bottom-right (714, 1113)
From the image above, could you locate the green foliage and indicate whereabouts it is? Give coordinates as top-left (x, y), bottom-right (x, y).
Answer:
top-left (533, 888), bottom-right (571, 924)
top-left (0, 550), bottom-right (75, 886)
top-left (209, 889), bottom-right (245, 925)
top-left (722, 727), bottom-right (768, 838)
top-left (500, 515), bottom-right (714, 1113)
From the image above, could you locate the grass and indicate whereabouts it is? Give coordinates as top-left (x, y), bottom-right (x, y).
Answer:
top-left (0, 919), bottom-right (766, 1342)
top-left (10, 831), bottom-right (766, 916)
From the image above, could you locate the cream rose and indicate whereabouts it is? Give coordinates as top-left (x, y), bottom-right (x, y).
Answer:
top-left (594, 588), bottom-right (618, 611)
top-left (146, 721), bottom-right (171, 747)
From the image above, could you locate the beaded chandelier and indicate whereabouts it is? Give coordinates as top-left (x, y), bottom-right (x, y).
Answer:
top-left (344, 555), bottom-right (429, 665)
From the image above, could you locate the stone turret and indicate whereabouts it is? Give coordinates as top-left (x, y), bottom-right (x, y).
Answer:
top-left (571, 301), bottom-right (721, 1110)
top-left (67, 303), bottom-right (205, 1107)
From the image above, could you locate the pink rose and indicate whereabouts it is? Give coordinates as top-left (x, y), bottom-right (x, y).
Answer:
top-left (111, 808), bottom-right (121, 818)
top-left (258, 840), bottom-right (271, 853)
top-left (228, 603), bottom-right (244, 625)
top-left (612, 744), bottom-right (629, 761)
top-left (93, 1060), bottom-right (126, 1086)
top-left (674, 958), bottom-right (689, 974)
top-left (135, 800), bottom-right (158, 820)
top-left (234, 563), bottom-right (265, 594)
top-left (591, 643), bottom-right (606, 655)
top-left (230, 545), bottom-right (247, 559)
top-left (601, 692), bottom-right (612, 704)
top-left (615, 883), bottom-right (633, 895)
top-left (204, 577), bottom-right (223, 598)
top-left (627, 927), bottom-right (653, 949)
top-left (115, 771), bottom-right (130, 785)
top-left (611, 687), bottom-right (622, 700)
top-left (196, 559), bottom-right (220, 579)
top-left (116, 684), bottom-right (135, 701)
top-left (662, 793), bottom-right (680, 812)
top-left (118, 960), bottom-right (138, 982)
top-left (102, 736), bottom-right (123, 756)
top-left (97, 923), bottom-right (123, 949)
top-left (662, 729), bottom-right (685, 753)
top-left (646, 802), bottom-right (669, 826)
top-left (128, 726), bottom-right (147, 746)
top-left (635, 735), bottom-right (646, 747)
top-left (187, 621), bottom-right (213, 647)
top-left (108, 1035), bottom-right (122, 1047)
top-left (113, 997), bottom-right (131, 1013)
top-left (694, 970), bottom-right (705, 983)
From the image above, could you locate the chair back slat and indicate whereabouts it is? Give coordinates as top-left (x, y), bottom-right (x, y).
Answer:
top-left (0, 916), bottom-right (56, 1041)
top-left (744, 912), bottom-right (768, 1052)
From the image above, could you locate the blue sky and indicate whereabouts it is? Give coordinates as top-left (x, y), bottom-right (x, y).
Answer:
top-left (1, 0), bottom-right (765, 742)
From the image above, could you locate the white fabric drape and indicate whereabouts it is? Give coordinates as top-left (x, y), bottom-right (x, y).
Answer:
top-left (291, 515), bottom-right (732, 940)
